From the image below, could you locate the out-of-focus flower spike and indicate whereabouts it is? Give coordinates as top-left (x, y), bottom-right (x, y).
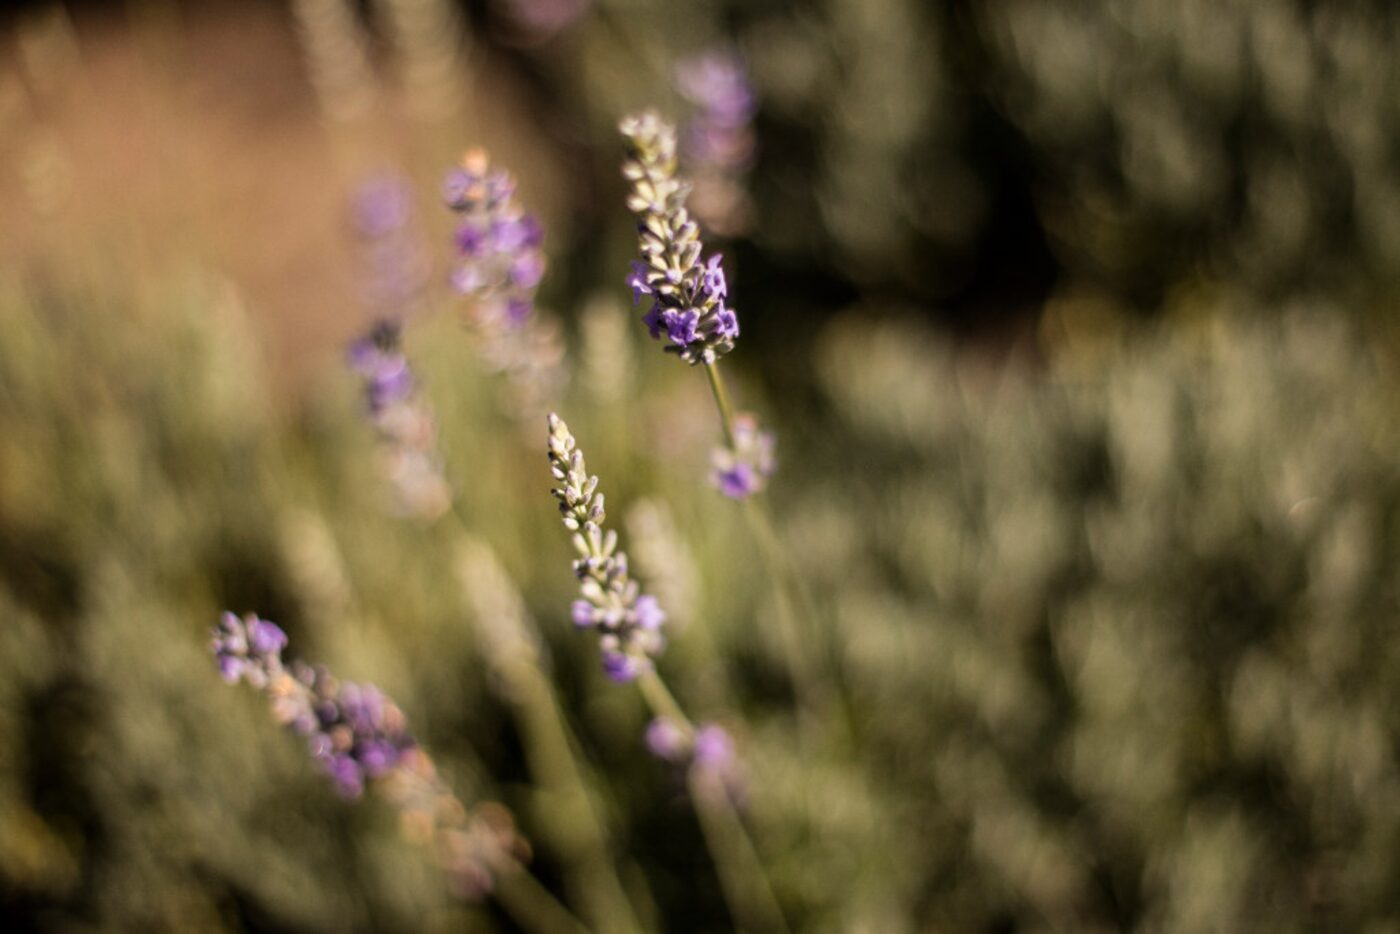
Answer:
top-left (444, 149), bottom-right (566, 419)
top-left (212, 611), bottom-right (522, 897)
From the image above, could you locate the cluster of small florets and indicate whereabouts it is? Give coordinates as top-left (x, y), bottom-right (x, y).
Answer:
top-left (710, 412), bottom-right (777, 500)
top-left (347, 320), bottom-right (452, 519)
top-left (213, 612), bottom-right (518, 896)
top-left (443, 149), bottom-right (565, 418)
top-left (620, 111), bottom-right (740, 365)
top-left (444, 148), bottom-right (545, 330)
top-left (547, 412), bottom-right (667, 681)
top-left (676, 48), bottom-right (756, 236)
top-left (213, 612), bottom-right (416, 799)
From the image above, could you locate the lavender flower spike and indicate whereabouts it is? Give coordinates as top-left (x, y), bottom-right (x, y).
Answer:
top-left (347, 319), bottom-right (452, 520)
top-left (547, 412), bottom-right (667, 681)
top-left (444, 148), bottom-right (546, 332)
top-left (443, 149), bottom-right (566, 419)
top-left (676, 47), bottom-right (757, 236)
top-left (213, 611), bottom-right (521, 897)
top-left (620, 111), bottom-right (739, 365)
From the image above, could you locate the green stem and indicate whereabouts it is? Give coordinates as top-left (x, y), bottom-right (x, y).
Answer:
top-left (493, 857), bottom-right (594, 934)
top-left (704, 362), bottom-right (738, 449)
top-left (633, 666), bottom-right (787, 932)
top-left (636, 667), bottom-right (694, 734)
top-left (701, 363), bottom-right (828, 721)
top-left (742, 498), bottom-right (830, 722)
top-left (687, 772), bottom-right (791, 934)
top-left (448, 518), bottom-right (645, 934)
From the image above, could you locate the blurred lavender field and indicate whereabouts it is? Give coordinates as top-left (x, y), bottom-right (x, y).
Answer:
top-left (4, 1), bottom-right (1400, 931)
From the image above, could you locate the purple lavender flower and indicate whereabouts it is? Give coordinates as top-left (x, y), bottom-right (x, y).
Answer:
top-left (443, 149), bottom-right (566, 419)
top-left (620, 112), bottom-right (740, 365)
top-left (677, 50), bottom-right (756, 130)
top-left (211, 612), bottom-right (521, 896)
top-left (547, 413), bottom-right (667, 681)
top-left (214, 611), bottom-right (286, 688)
top-left (675, 48), bottom-right (757, 236)
top-left (689, 724), bottom-right (743, 802)
top-left (709, 412), bottom-right (776, 500)
top-left (212, 613), bottom-right (415, 799)
top-left (445, 148), bottom-right (546, 332)
top-left (692, 724), bottom-right (735, 772)
top-left (644, 717), bottom-right (688, 762)
top-left (347, 320), bottom-right (451, 519)
top-left (644, 717), bottom-right (738, 788)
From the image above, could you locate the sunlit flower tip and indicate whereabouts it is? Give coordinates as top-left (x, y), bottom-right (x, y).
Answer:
top-left (645, 717), bottom-right (688, 762)
top-left (548, 415), bottom-right (669, 677)
top-left (619, 110), bottom-right (739, 364)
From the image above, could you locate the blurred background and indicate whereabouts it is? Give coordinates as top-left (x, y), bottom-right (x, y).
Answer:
top-left (4, 0), bottom-right (1400, 930)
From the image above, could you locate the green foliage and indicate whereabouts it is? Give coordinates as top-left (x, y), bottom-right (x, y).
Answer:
top-left (5, 261), bottom-right (1400, 931)
top-left (810, 305), bottom-right (1400, 930)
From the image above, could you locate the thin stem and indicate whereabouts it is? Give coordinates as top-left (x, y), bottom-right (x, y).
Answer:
top-left (504, 661), bottom-right (646, 934)
top-left (688, 772), bottom-right (791, 934)
top-left (742, 498), bottom-right (830, 723)
top-left (701, 363), bottom-right (828, 721)
top-left (447, 516), bottom-right (644, 934)
top-left (636, 667), bottom-right (695, 733)
top-left (704, 362), bottom-right (738, 449)
top-left (633, 666), bottom-right (788, 932)
top-left (493, 857), bottom-right (594, 934)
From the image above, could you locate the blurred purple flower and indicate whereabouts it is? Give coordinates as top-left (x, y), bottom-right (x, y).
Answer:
top-left (347, 320), bottom-right (451, 519)
top-left (645, 717), bottom-right (688, 762)
top-left (710, 412), bottom-right (776, 500)
top-left (675, 48), bottom-right (757, 236)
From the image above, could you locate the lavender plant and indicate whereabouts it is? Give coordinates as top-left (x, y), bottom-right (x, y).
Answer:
top-left (620, 110), bottom-right (778, 504)
top-left (211, 611), bottom-right (516, 898)
top-left (620, 111), bottom-right (740, 366)
top-left (457, 538), bottom-right (646, 934)
top-left (676, 48), bottom-right (756, 237)
top-left (545, 411), bottom-right (788, 930)
top-left (547, 411), bottom-right (667, 683)
top-left (444, 148), bottom-right (566, 419)
top-left (347, 319), bottom-right (453, 519)
top-left (620, 111), bottom-right (825, 737)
